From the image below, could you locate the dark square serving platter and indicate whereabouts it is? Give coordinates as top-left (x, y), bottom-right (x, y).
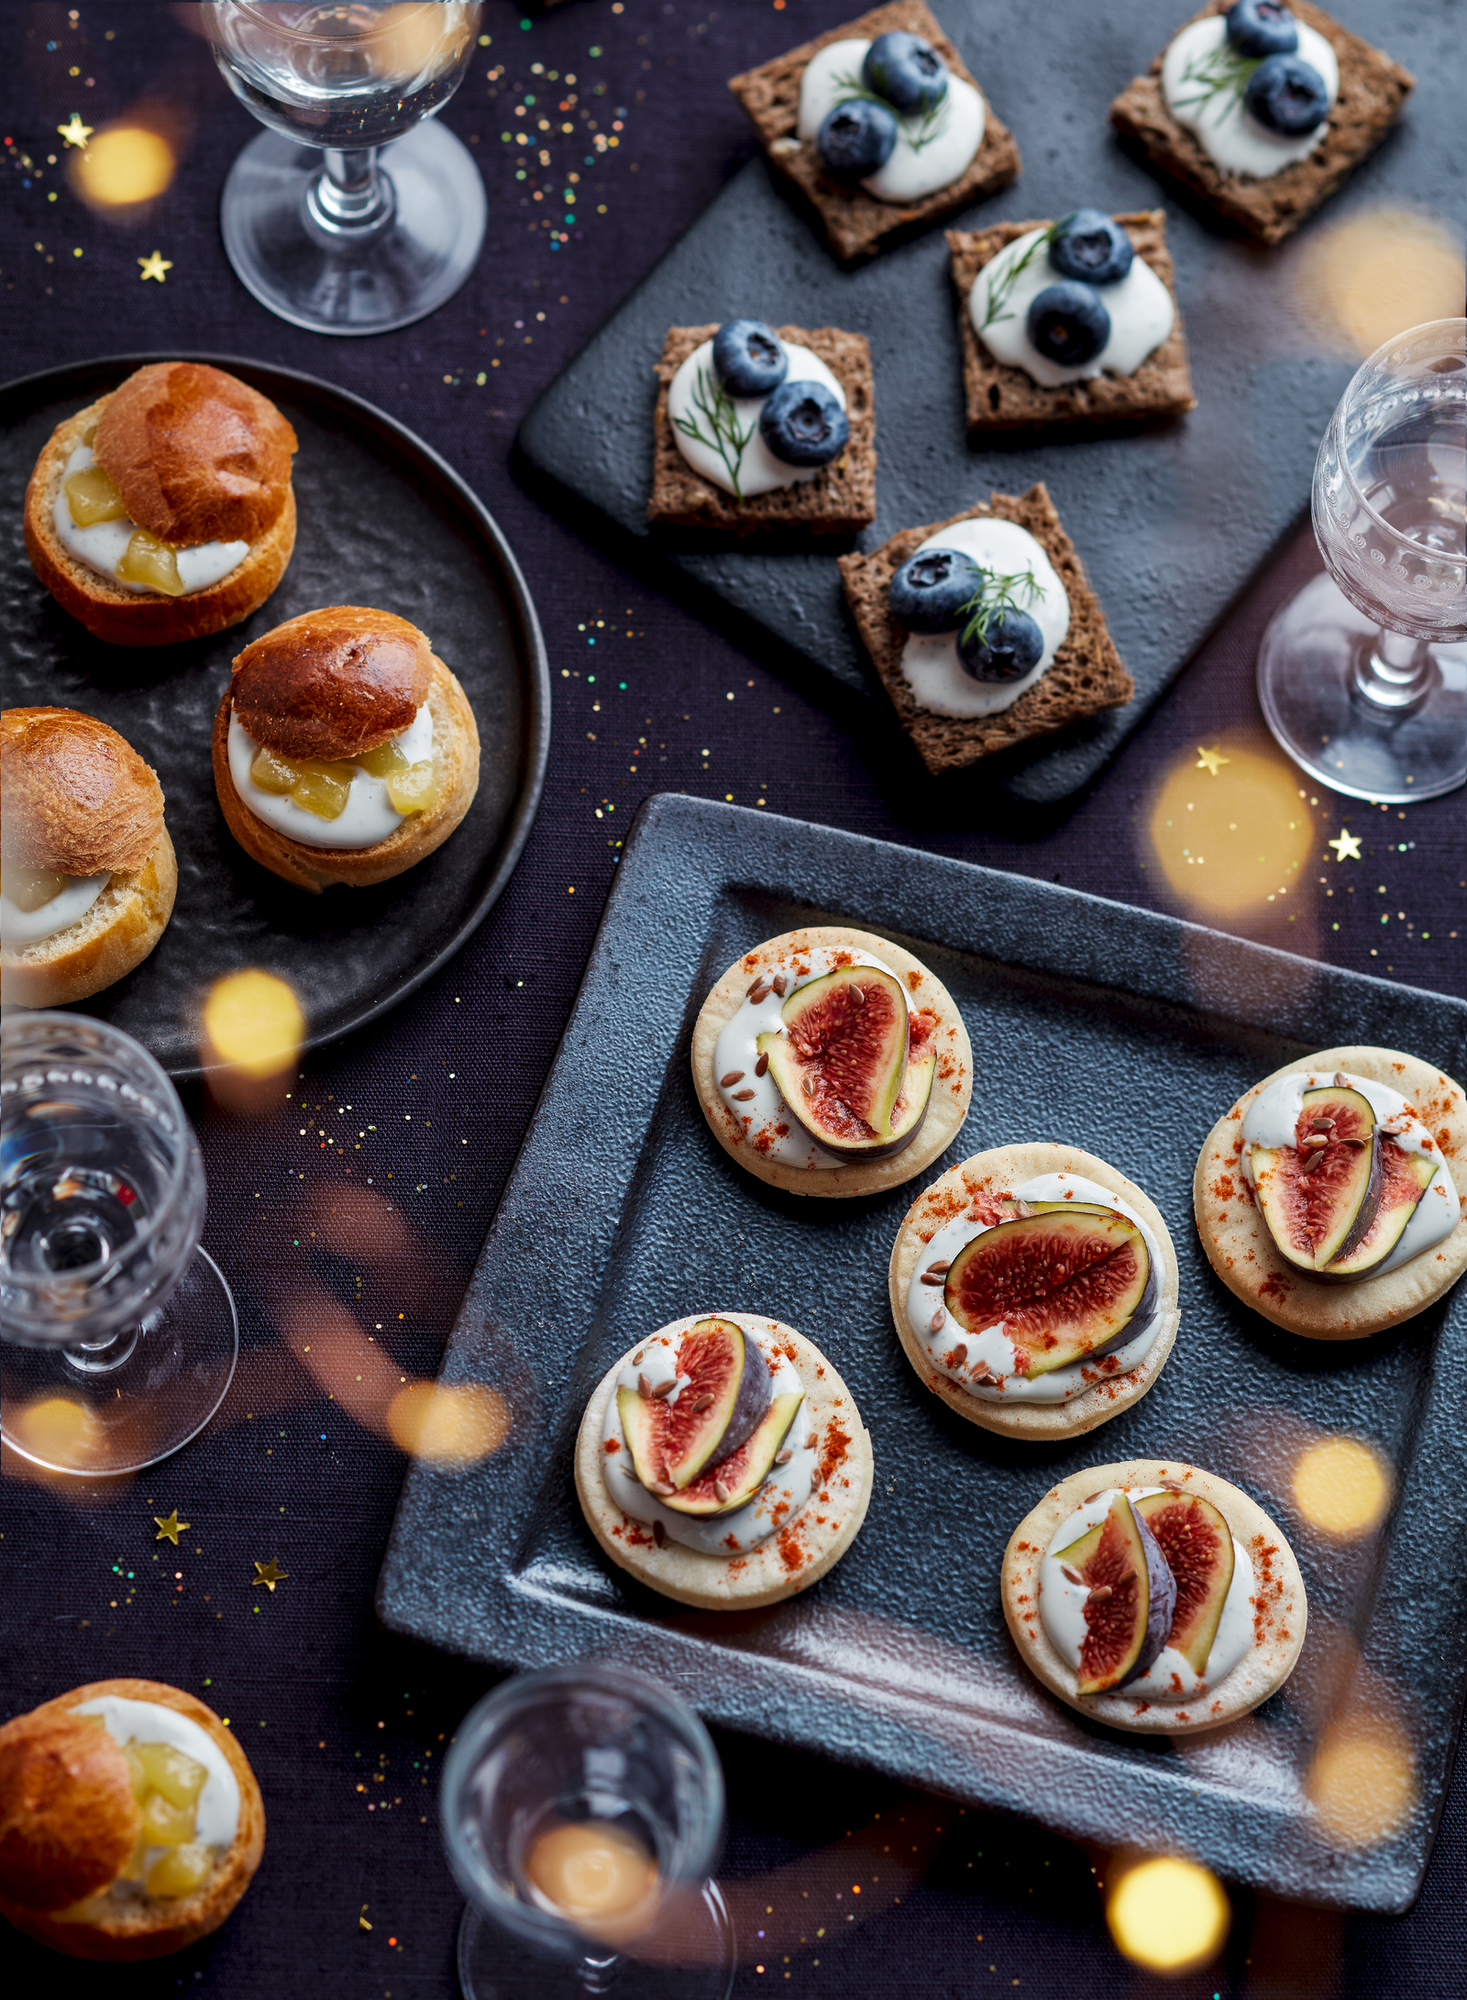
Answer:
top-left (378, 794), bottom-right (1467, 1912)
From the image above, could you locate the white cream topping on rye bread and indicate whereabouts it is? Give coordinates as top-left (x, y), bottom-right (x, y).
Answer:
top-left (899, 518), bottom-right (1071, 718)
top-left (1162, 15), bottom-right (1338, 178)
top-left (55, 445), bottom-right (251, 595)
top-left (598, 1326), bottom-right (816, 1554)
top-left (969, 226), bottom-right (1176, 388)
top-left (667, 338), bottom-right (847, 499)
top-left (1038, 1486), bottom-right (1255, 1700)
top-left (227, 702), bottom-right (434, 852)
top-left (796, 38), bottom-right (985, 202)
top-left (907, 1171), bottom-right (1165, 1403)
top-left (71, 1694), bottom-right (241, 1896)
top-left (1, 870), bottom-right (110, 948)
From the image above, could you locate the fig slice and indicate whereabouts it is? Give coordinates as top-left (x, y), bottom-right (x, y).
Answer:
top-left (944, 1211), bottom-right (1151, 1377)
top-left (1134, 1490), bottom-right (1234, 1677)
top-left (1022, 1201), bottom-right (1157, 1355)
top-left (757, 965), bottom-right (910, 1159)
top-left (617, 1317), bottom-right (772, 1492)
top-left (1054, 1492), bottom-right (1176, 1695)
top-left (1252, 1085), bottom-right (1381, 1272)
top-left (660, 1391), bottom-right (803, 1517)
top-left (1323, 1143), bottom-right (1439, 1279)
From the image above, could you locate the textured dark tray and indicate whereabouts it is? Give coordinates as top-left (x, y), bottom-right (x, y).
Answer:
top-left (379, 794), bottom-right (1467, 1912)
top-left (0, 354), bottom-right (550, 1076)
top-left (517, 0), bottom-right (1464, 803)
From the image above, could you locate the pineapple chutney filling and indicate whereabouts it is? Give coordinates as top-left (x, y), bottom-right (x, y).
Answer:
top-left (55, 442), bottom-right (251, 598)
top-left (70, 1695), bottom-right (241, 1904)
top-left (1240, 1068), bottom-right (1457, 1278)
top-left (906, 1171), bottom-right (1166, 1404)
top-left (1039, 1486), bottom-right (1255, 1702)
top-left (226, 700), bottom-right (435, 851)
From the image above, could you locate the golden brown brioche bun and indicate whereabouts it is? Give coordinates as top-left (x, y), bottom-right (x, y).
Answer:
top-left (0, 1679), bottom-right (265, 1962)
top-left (0, 1711), bottom-right (139, 1911)
top-left (23, 373), bottom-right (297, 647)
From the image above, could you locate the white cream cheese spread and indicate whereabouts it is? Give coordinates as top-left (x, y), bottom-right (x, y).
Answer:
top-left (899, 518), bottom-right (1070, 718)
top-left (598, 1323), bottom-right (816, 1555)
top-left (72, 1694), bottom-right (240, 1896)
top-left (55, 445), bottom-right (250, 596)
top-left (1161, 14), bottom-right (1338, 179)
top-left (227, 703), bottom-right (433, 851)
top-left (795, 38), bottom-right (985, 202)
top-left (907, 1171), bottom-right (1166, 1404)
top-left (667, 337), bottom-right (846, 499)
top-left (969, 226), bottom-right (1176, 388)
top-left (0, 871), bottom-right (110, 948)
top-left (1039, 1486), bottom-right (1255, 1701)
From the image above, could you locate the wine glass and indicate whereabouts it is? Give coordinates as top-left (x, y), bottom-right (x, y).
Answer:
top-left (440, 1663), bottom-right (735, 2000)
top-left (202, 2), bottom-right (485, 335)
top-left (0, 1014), bottom-right (237, 1478)
top-left (1257, 317), bottom-right (1466, 802)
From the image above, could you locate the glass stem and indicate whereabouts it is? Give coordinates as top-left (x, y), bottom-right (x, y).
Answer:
top-left (308, 146), bottom-right (393, 236)
top-left (1355, 625), bottom-right (1434, 711)
top-left (577, 1952), bottom-right (618, 1996)
top-left (63, 1323), bottom-right (141, 1375)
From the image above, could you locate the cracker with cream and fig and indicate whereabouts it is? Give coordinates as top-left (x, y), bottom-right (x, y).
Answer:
top-left (691, 926), bottom-right (971, 1198)
top-left (888, 1143), bottom-right (1179, 1439)
top-left (574, 1313), bottom-right (873, 1611)
top-left (1002, 1459), bottom-right (1307, 1735)
top-left (1194, 1046), bottom-right (1467, 1341)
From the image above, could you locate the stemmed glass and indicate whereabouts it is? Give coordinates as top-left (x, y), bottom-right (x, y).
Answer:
top-left (202, 2), bottom-right (485, 335)
top-left (440, 1664), bottom-right (735, 2000)
top-left (1257, 317), bottom-right (1466, 802)
top-left (0, 1015), bottom-right (237, 1477)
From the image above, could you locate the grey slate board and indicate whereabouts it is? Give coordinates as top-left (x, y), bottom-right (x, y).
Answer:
top-left (516, 0), bottom-right (1465, 802)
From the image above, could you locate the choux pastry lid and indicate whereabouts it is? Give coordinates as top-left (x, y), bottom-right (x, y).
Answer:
top-left (0, 706), bottom-right (165, 877)
top-left (228, 605), bottom-right (435, 762)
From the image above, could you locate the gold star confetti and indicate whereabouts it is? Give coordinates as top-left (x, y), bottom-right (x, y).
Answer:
top-left (359, 1906), bottom-right (373, 1932)
top-left (154, 1509), bottom-right (189, 1545)
top-left (1195, 745), bottom-right (1230, 776)
top-left (57, 113), bottom-right (94, 149)
top-left (1328, 828), bottom-right (1363, 861)
top-left (137, 249), bottom-right (173, 283)
top-left (252, 1558), bottom-right (287, 1591)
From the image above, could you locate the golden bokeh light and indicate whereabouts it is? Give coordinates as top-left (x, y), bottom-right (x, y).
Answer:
top-left (387, 1382), bottom-right (510, 1468)
top-left (1308, 1716), bottom-right (1417, 1848)
top-left (1297, 209), bottom-right (1466, 356)
top-left (8, 1395), bottom-right (103, 1472)
top-left (1106, 1856), bottom-right (1231, 1975)
top-left (1293, 1436), bottom-right (1393, 1539)
top-left (70, 125), bottom-right (176, 209)
top-left (201, 970), bottom-right (304, 1111)
top-left (1148, 740), bottom-right (1315, 919)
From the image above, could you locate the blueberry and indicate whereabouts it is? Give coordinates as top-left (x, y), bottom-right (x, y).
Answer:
top-left (817, 98), bottom-right (898, 181)
top-left (888, 547), bottom-right (984, 633)
top-left (1244, 52), bottom-right (1330, 135)
top-left (957, 605), bottom-right (1045, 684)
top-left (712, 320), bottom-right (788, 399)
top-left (861, 30), bottom-right (949, 114)
top-left (1026, 282), bottom-right (1111, 367)
top-left (759, 380), bottom-right (849, 467)
top-left (1224, 0), bottom-right (1299, 58)
top-left (1048, 208), bottom-right (1134, 287)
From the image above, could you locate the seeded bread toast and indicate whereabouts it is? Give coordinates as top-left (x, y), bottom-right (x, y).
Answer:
top-left (838, 485), bottom-right (1132, 774)
top-left (1109, 0), bottom-right (1413, 246)
top-left (728, 1), bottom-right (1019, 266)
top-left (949, 211), bottom-right (1196, 436)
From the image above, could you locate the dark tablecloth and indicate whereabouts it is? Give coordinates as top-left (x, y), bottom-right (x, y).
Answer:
top-left (2, 4), bottom-right (1464, 1996)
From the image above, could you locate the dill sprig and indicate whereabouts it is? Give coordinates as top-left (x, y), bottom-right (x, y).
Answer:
top-left (673, 361), bottom-right (756, 501)
top-left (976, 220), bottom-right (1066, 332)
top-left (829, 69), bottom-right (953, 155)
top-left (1169, 40), bottom-right (1262, 115)
top-left (959, 569), bottom-right (1044, 651)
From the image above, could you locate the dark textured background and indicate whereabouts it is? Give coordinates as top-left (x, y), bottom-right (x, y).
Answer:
top-left (1, 3), bottom-right (1464, 1996)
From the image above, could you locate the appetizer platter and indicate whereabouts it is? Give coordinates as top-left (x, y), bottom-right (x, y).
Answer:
top-left (379, 793), bottom-right (1467, 1911)
top-left (0, 354), bottom-right (549, 1074)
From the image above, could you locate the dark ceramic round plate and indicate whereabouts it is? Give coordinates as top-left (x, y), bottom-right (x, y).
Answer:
top-left (0, 353), bottom-right (550, 1076)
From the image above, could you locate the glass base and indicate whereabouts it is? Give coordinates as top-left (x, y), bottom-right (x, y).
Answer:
top-left (456, 1881), bottom-right (734, 2000)
top-left (1, 1249), bottom-right (238, 1476)
top-left (220, 119), bottom-right (487, 335)
top-left (1257, 572), bottom-right (1466, 802)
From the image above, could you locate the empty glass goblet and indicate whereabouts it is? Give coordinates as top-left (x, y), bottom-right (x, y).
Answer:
top-left (202, 1), bottom-right (485, 335)
top-left (1257, 317), bottom-right (1466, 802)
top-left (1, 1014), bottom-right (237, 1477)
top-left (440, 1663), bottom-right (735, 2000)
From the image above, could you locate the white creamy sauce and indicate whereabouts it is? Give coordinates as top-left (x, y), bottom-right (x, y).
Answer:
top-left (667, 337), bottom-right (846, 499)
top-left (1039, 1486), bottom-right (1255, 1702)
top-left (969, 225), bottom-right (1176, 388)
top-left (72, 1694), bottom-right (241, 1888)
top-left (55, 445), bottom-right (250, 595)
top-left (1161, 15), bottom-right (1338, 178)
top-left (898, 518), bottom-right (1071, 718)
top-left (1240, 1069), bottom-right (1459, 1275)
top-left (227, 703), bottom-right (433, 852)
top-left (711, 944), bottom-right (899, 1169)
top-left (1, 871), bottom-right (109, 948)
top-left (796, 38), bottom-right (985, 202)
top-left (598, 1325), bottom-right (816, 1555)
top-left (908, 1171), bottom-right (1164, 1404)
